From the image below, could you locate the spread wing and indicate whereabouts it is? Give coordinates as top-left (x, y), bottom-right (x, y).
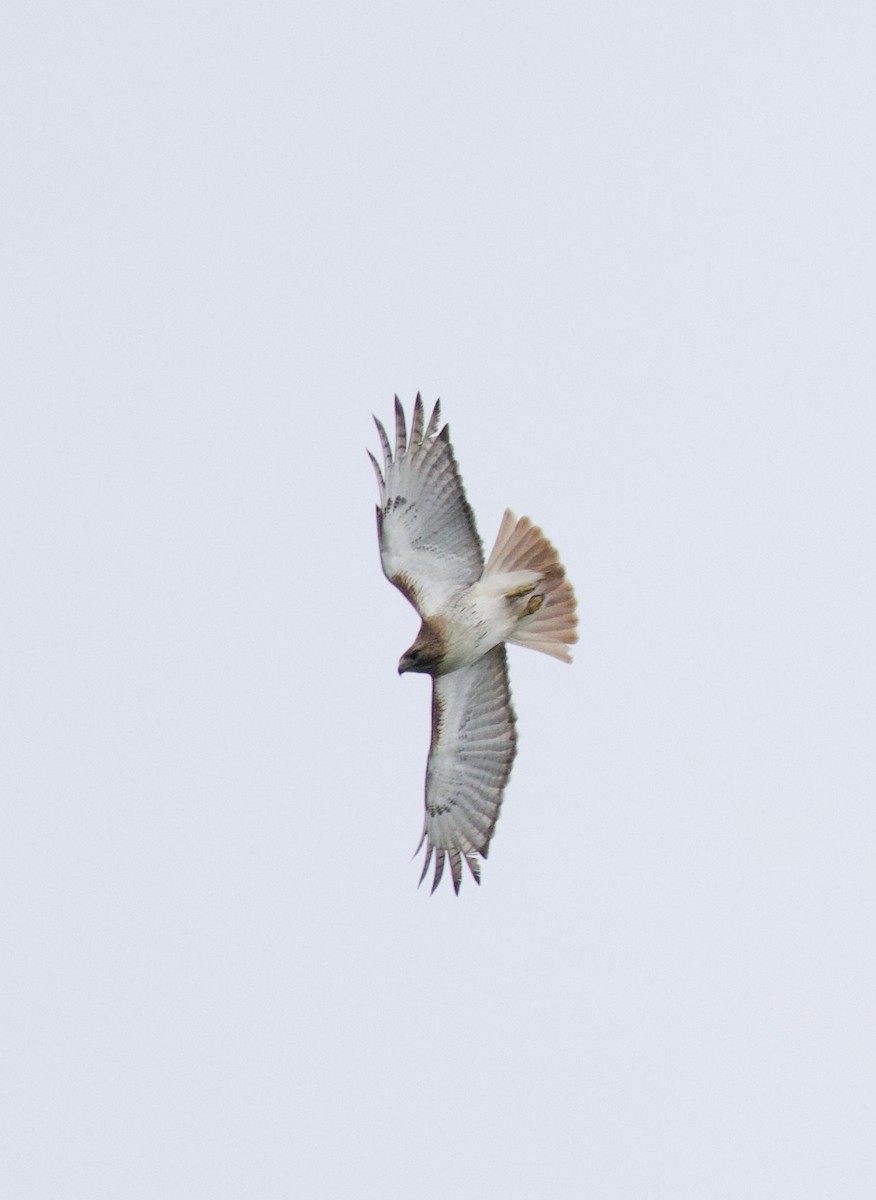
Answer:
top-left (417, 645), bottom-right (517, 894)
top-left (369, 395), bottom-right (484, 616)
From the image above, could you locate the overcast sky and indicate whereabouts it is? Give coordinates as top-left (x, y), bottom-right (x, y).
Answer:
top-left (2, 2), bottom-right (874, 1197)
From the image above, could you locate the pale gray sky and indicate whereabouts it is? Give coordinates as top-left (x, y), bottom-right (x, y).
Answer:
top-left (2, 2), bottom-right (874, 1197)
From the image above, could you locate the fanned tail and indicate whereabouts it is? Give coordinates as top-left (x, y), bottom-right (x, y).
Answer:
top-left (485, 509), bottom-right (578, 663)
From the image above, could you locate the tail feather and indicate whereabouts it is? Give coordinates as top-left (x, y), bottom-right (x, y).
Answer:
top-left (483, 509), bottom-right (513, 571)
top-left (484, 509), bottom-right (578, 663)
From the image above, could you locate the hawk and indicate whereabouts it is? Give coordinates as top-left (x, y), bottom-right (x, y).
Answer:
top-left (369, 395), bottom-right (578, 893)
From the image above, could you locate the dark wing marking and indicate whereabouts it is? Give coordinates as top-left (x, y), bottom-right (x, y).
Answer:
top-left (416, 645), bottom-right (517, 894)
top-left (369, 394), bottom-right (484, 616)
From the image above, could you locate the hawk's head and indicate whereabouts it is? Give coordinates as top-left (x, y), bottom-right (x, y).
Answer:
top-left (398, 619), bottom-right (445, 675)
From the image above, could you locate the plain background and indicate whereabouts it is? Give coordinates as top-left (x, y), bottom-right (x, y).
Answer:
top-left (2, 2), bottom-right (874, 1196)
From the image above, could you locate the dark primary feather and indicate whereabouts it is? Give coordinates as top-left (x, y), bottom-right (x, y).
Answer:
top-left (393, 394), bottom-right (407, 459)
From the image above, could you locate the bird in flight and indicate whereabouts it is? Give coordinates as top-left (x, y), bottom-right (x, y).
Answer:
top-left (369, 395), bottom-right (578, 893)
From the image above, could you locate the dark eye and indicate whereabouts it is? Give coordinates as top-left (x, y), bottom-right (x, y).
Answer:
top-left (409, 650), bottom-right (419, 661)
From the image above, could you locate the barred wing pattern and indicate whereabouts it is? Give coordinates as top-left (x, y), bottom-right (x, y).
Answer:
top-left (418, 645), bottom-right (517, 893)
top-left (369, 395), bottom-right (483, 616)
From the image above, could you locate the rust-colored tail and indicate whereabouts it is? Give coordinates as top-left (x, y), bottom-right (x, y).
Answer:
top-left (484, 509), bottom-right (578, 663)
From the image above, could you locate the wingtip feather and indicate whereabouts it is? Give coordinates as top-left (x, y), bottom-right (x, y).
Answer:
top-left (465, 853), bottom-right (482, 885)
top-left (411, 393), bottom-right (425, 446)
top-left (425, 399), bottom-right (441, 439)
top-left (418, 841), bottom-right (433, 887)
top-left (449, 848), bottom-right (462, 894)
top-left (393, 395), bottom-right (407, 459)
top-left (367, 449), bottom-right (385, 493)
top-left (373, 415), bottom-right (392, 469)
top-left (430, 849), bottom-right (446, 894)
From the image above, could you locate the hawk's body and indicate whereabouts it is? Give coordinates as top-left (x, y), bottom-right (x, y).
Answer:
top-left (369, 396), bottom-right (577, 892)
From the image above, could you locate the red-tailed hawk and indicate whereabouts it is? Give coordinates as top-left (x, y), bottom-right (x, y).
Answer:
top-left (369, 396), bottom-right (578, 893)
